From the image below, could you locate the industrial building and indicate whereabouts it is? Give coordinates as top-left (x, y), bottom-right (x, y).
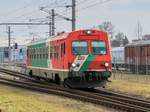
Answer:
top-left (0, 45), bottom-right (27, 65)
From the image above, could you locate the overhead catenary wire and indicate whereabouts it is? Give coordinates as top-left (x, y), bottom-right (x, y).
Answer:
top-left (55, 0), bottom-right (113, 17)
top-left (77, 0), bottom-right (114, 11)
top-left (0, 0), bottom-right (64, 22)
top-left (1, 0), bottom-right (114, 23)
top-left (0, 0), bottom-right (115, 39)
top-left (0, 0), bottom-right (41, 21)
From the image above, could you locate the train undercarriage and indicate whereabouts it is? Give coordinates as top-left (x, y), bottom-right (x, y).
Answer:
top-left (28, 67), bottom-right (111, 88)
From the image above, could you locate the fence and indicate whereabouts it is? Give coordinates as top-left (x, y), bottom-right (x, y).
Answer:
top-left (112, 71), bottom-right (150, 84)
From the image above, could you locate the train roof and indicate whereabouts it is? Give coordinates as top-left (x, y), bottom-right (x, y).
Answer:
top-left (27, 30), bottom-right (108, 46)
top-left (126, 40), bottom-right (150, 47)
top-left (47, 33), bottom-right (69, 42)
top-left (47, 30), bottom-right (108, 42)
top-left (27, 38), bottom-right (48, 46)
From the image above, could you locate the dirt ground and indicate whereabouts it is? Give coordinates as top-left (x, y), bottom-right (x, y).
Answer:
top-left (0, 84), bottom-right (115, 112)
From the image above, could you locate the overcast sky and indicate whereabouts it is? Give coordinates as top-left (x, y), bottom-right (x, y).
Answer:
top-left (0, 0), bottom-right (150, 46)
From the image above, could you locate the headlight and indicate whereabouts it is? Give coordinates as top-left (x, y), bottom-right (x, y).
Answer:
top-left (105, 62), bottom-right (109, 67)
top-left (86, 30), bottom-right (92, 35)
top-left (72, 63), bottom-right (77, 68)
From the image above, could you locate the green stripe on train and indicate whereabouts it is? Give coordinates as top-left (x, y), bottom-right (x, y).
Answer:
top-left (29, 40), bottom-right (48, 68)
top-left (79, 55), bottom-right (95, 72)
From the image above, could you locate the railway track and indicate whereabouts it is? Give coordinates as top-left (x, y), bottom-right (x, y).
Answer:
top-left (0, 67), bottom-right (56, 86)
top-left (0, 68), bottom-right (150, 112)
top-left (94, 89), bottom-right (150, 108)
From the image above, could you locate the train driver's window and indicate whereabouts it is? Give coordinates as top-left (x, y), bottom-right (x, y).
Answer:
top-left (92, 41), bottom-right (107, 55)
top-left (72, 41), bottom-right (88, 55)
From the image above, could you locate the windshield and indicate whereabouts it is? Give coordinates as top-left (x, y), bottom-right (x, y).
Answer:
top-left (72, 41), bottom-right (88, 55)
top-left (92, 41), bottom-right (107, 55)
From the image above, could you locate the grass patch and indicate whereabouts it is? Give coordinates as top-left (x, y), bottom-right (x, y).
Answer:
top-left (0, 85), bottom-right (112, 112)
top-left (106, 79), bottom-right (150, 98)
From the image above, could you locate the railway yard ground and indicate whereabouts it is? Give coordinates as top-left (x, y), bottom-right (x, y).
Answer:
top-left (2, 64), bottom-right (150, 99)
top-left (0, 84), bottom-right (114, 112)
top-left (106, 73), bottom-right (150, 99)
top-left (0, 66), bottom-right (150, 112)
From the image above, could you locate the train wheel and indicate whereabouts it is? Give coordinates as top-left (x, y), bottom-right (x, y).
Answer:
top-left (63, 79), bottom-right (69, 88)
top-left (29, 70), bottom-right (32, 77)
top-left (55, 74), bottom-right (60, 84)
top-left (35, 76), bottom-right (41, 80)
top-left (102, 86), bottom-right (105, 88)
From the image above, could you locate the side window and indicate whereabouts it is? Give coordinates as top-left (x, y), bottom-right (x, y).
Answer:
top-left (56, 46), bottom-right (58, 59)
top-left (54, 46), bottom-right (59, 59)
top-left (56, 46), bottom-right (59, 59)
top-left (54, 46), bottom-right (57, 59)
top-left (35, 48), bottom-right (37, 59)
top-left (45, 47), bottom-right (48, 59)
top-left (50, 46), bottom-right (53, 59)
top-left (34, 48), bottom-right (36, 59)
top-left (30, 48), bottom-right (32, 59)
top-left (42, 48), bottom-right (45, 59)
top-left (37, 48), bottom-right (39, 59)
top-left (64, 43), bottom-right (66, 54)
top-left (33, 48), bottom-right (35, 59)
top-left (61, 43), bottom-right (65, 57)
top-left (39, 48), bottom-right (42, 59)
top-left (61, 44), bottom-right (63, 57)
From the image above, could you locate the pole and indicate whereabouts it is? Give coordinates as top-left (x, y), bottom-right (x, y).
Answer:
top-left (8, 26), bottom-right (11, 64)
top-left (72, 0), bottom-right (76, 31)
top-left (49, 21), bottom-right (52, 37)
top-left (51, 9), bottom-right (55, 36)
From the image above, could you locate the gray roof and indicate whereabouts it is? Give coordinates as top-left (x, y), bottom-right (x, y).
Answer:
top-left (126, 40), bottom-right (150, 47)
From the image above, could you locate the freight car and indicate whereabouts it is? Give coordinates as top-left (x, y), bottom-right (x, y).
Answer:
top-left (111, 47), bottom-right (125, 70)
top-left (27, 30), bottom-right (112, 88)
top-left (125, 40), bottom-right (150, 74)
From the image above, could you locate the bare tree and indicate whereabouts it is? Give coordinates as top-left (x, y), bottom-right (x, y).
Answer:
top-left (135, 21), bottom-right (143, 39)
top-left (111, 32), bottom-right (129, 47)
top-left (123, 36), bottom-right (129, 46)
top-left (115, 32), bottom-right (125, 41)
top-left (98, 21), bottom-right (115, 39)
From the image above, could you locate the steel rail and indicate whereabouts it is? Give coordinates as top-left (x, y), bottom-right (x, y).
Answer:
top-left (90, 89), bottom-right (150, 108)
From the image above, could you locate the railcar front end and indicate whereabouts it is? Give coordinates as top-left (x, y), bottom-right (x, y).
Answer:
top-left (64, 30), bottom-right (112, 88)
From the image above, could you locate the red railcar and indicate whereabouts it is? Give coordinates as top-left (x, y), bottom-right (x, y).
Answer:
top-left (27, 30), bottom-right (112, 88)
